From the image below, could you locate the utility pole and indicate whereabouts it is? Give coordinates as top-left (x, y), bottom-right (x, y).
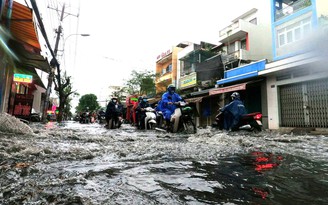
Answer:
top-left (40, 3), bottom-right (79, 122)
top-left (41, 4), bottom-right (65, 122)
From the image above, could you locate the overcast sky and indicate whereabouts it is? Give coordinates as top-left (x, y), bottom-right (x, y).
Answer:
top-left (18, 0), bottom-right (259, 108)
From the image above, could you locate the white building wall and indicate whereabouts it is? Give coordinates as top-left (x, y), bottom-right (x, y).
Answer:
top-left (32, 85), bottom-right (46, 113)
top-left (266, 75), bottom-right (280, 129)
top-left (248, 1), bottom-right (273, 61)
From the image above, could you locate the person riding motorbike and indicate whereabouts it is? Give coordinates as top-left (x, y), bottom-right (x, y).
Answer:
top-left (136, 96), bottom-right (150, 129)
top-left (161, 84), bottom-right (184, 131)
top-left (134, 96), bottom-right (143, 127)
top-left (220, 92), bottom-right (247, 131)
top-left (105, 97), bottom-right (123, 128)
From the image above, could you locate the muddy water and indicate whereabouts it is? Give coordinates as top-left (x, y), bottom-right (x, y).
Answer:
top-left (0, 121), bottom-right (327, 204)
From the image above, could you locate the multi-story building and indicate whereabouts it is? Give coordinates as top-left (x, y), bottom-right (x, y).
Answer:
top-left (178, 42), bottom-right (224, 127)
top-left (211, 4), bottom-right (273, 129)
top-left (259, 0), bottom-right (328, 130)
top-left (155, 42), bottom-right (191, 95)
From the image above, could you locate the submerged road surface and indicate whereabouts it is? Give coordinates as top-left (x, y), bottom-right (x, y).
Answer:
top-left (0, 121), bottom-right (327, 204)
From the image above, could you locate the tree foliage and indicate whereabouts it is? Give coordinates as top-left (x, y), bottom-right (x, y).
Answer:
top-left (124, 70), bottom-right (156, 96)
top-left (75, 94), bottom-right (100, 113)
top-left (112, 87), bottom-right (128, 103)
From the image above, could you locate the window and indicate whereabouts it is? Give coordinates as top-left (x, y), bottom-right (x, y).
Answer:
top-left (287, 30), bottom-right (293, 43)
top-left (294, 27), bottom-right (301, 40)
top-left (241, 39), bottom-right (247, 50)
top-left (166, 64), bottom-right (172, 72)
top-left (278, 31), bottom-right (286, 46)
top-left (228, 43), bottom-right (235, 54)
top-left (277, 17), bottom-right (312, 47)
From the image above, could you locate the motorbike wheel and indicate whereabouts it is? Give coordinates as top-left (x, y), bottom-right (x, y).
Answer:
top-left (250, 120), bottom-right (262, 132)
top-left (183, 120), bottom-right (197, 134)
top-left (148, 123), bottom-right (156, 130)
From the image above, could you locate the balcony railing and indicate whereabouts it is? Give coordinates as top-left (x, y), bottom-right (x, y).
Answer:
top-left (275, 0), bottom-right (311, 21)
top-left (219, 21), bottom-right (240, 37)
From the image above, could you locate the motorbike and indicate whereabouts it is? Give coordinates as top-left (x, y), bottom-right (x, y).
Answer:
top-left (156, 101), bottom-right (197, 134)
top-left (214, 109), bottom-right (262, 132)
top-left (106, 110), bottom-right (123, 129)
top-left (79, 111), bottom-right (91, 123)
top-left (143, 107), bottom-right (157, 130)
top-left (30, 113), bottom-right (41, 122)
top-left (97, 110), bottom-right (106, 124)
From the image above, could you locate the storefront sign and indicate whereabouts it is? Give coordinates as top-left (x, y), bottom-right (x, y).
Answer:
top-left (13, 73), bottom-right (33, 83)
top-left (180, 72), bottom-right (197, 89)
top-left (13, 94), bottom-right (33, 119)
top-left (157, 49), bottom-right (171, 60)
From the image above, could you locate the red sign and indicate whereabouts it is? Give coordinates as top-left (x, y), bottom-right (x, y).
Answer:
top-left (13, 94), bottom-right (34, 119)
top-left (209, 83), bottom-right (247, 96)
top-left (157, 49), bottom-right (171, 60)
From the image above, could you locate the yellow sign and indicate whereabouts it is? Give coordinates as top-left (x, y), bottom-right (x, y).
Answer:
top-left (13, 73), bottom-right (33, 83)
top-left (180, 72), bottom-right (197, 89)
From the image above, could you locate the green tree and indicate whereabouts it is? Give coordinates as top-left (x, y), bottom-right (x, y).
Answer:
top-left (75, 94), bottom-right (100, 113)
top-left (112, 87), bottom-right (127, 103)
top-left (124, 69), bottom-right (156, 96)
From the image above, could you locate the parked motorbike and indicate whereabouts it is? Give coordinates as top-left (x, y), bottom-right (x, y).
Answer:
top-left (30, 113), bottom-right (41, 122)
top-left (143, 107), bottom-right (157, 130)
top-left (214, 109), bottom-right (262, 132)
top-left (156, 101), bottom-right (197, 134)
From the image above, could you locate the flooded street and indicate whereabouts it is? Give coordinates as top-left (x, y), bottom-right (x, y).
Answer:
top-left (1, 121), bottom-right (328, 205)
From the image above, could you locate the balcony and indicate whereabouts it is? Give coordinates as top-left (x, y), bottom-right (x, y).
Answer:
top-left (275, 0), bottom-right (312, 21)
top-left (219, 19), bottom-right (254, 44)
top-left (222, 49), bottom-right (251, 64)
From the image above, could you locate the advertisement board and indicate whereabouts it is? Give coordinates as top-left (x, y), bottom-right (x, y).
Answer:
top-left (180, 72), bottom-right (197, 89)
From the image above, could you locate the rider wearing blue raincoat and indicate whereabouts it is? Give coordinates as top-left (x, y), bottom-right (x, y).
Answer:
top-left (161, 84), bottom-right (183, 128)
top-left (221, 92), bottom-right (247, 131)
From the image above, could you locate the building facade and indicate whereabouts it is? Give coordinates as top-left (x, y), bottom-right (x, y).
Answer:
top-left (155, 42), bottom-right (190, 95)
top-left (259, 0), bottom-right (328, 130)
top-left (212, 4), bottom-right (273, 129)
top-left (0, 1), bottom-right (50, 121)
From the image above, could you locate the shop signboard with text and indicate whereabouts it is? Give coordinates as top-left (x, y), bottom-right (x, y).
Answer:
top-left (13, 73), bottom-right (33, 83)
top-left (13, 94), bottom-right (33, 119)
top-left (180, 72), bottom-right (197, 89)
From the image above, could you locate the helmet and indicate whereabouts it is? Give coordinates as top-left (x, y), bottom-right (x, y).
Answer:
top-left (138, 96), bottom-right (143, 101)
top-left (167, 84), bottom-right (175, 89)
top-left (167, 84), bottom-right (176, 94)
top-left (231, 92), bottom-right (240, 100)
top-left (111, 97), bottom-right (118, 103)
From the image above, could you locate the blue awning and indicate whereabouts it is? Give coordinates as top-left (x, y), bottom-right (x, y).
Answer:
top-left (217, 59), bottom-right (266, 85)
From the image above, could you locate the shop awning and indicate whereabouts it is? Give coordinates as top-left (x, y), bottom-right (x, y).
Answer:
top-left (9, 40), bottom-right (50, 73)
top-left (3, 1), bottom-right (41, 50)
top-left (209, 83), bottom-right (247, 96)
top-left (185, 96), bottom-right (203, 103)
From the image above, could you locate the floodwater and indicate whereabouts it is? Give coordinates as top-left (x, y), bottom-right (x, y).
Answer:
top-left (1, 121), bottom-right (327, 205)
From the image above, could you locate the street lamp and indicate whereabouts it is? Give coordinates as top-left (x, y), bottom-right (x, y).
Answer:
top-left (63, 33), bottom-right (90, 52)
